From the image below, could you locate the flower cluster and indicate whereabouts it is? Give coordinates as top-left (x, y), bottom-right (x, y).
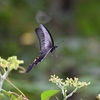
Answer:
top-left (0, 56), bottom-right (24, 71)
top-left (49, 74), bottom-right (90, 98)
top-left (0, 56), bottom-right (26, 100)
top-left (65, 77), bottom-right (90, 88)
top-left (49, 75), bottom-right (90, 89)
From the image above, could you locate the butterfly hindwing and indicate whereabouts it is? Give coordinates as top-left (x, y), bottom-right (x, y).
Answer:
top-left (26, 54), bottom-right (45, 73)
top-left (26, 49), bottom-right (51, 73)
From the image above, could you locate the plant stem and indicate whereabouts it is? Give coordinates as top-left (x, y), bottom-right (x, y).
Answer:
top-left (6, 78), bottom-right (28, 100)
top-left (63, 89), bottom-right (67, 100)
top-left (0, 71), bottom-right (9, 92)
top-left (66, 88), bottom-right (77, 99)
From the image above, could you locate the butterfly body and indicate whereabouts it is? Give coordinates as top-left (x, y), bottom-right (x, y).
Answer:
top-left (26, 24), bottom-right (57, 73)
top-left (50, 45), bottom-right (58, 53)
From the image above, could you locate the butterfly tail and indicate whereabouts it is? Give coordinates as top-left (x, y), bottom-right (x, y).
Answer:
top-left (26, 54), bottom-right (45, 73)
top-left (26, 64), bottom-right (34, 73)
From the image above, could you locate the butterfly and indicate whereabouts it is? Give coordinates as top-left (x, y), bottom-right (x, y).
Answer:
top-left (26, 24), bottom-right (57, 73)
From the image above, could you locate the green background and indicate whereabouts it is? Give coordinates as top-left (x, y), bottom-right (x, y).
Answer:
top-left (0, 0), bottom-right (100, 100)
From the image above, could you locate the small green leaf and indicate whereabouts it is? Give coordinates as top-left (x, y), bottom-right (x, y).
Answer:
top-left (1, 89), bottom-right (17, 100)
top-left (1, 89), bottom-right (10, 96)
top-left (41, 90), bottom-right (60, 100)
top-left (0, 93), bottom-right (6, 98)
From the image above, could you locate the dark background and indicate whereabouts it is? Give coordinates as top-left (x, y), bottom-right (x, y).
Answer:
top-left (0, 0), bottom-right (100, 100)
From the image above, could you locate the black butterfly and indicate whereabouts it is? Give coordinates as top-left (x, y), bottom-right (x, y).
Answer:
top-left (26, 24), bottom-right (57, 73)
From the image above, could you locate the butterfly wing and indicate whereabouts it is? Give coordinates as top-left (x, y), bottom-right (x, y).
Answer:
top-left (35, 24), bottom-right (54, 53)
top-left (26, 24), bottom-right (55, 73)
top-left (26, 24), bottom-right (54, 73)
top-left (26, 49), bottom-right (51, 73)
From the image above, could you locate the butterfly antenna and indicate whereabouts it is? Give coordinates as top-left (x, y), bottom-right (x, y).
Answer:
top-left (56, 40), bottom-right (64, 46)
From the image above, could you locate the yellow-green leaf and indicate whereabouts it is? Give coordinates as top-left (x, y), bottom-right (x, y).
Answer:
top-left (41, 90), bottom-right (60, 100)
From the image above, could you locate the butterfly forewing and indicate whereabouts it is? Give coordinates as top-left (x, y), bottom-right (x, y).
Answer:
top-left (35, 24), bottom-right (54, 53)
top-left (40, 24), bottom-right (54, 49)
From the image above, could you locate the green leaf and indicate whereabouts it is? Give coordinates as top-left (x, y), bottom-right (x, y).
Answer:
top-left (41, 90), bottom-right (60, 100)
top-left (1, 89), bottom-right (17, 100)
top-left (0, 93), bottom-right (6, 98)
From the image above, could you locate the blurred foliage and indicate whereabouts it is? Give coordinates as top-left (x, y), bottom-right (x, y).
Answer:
top-left (0, 0), bottom-right (100, 100)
